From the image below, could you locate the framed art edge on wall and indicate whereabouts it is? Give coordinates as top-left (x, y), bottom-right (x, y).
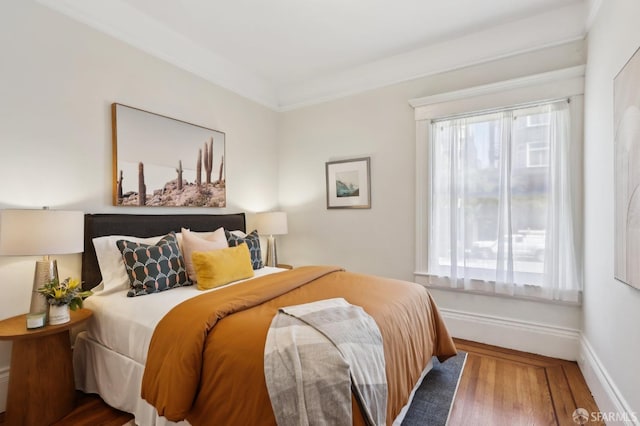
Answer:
top-left (613, 45), bottom-right (640, 290)
top-left (325, 157), bottom-right (371, 209)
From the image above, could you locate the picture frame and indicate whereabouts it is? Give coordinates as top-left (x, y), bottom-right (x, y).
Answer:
top-left (325, 157), bottom-right (371, 209)
top-left (112, 103), bottom-right (226, 207)
top-left (614, 46), bottom-right (640, 290)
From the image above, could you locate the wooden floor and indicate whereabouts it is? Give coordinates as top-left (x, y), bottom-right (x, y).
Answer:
top-left (449, 339), bottom-right (602, 426)
top-left (0, 338), bottom-right (601, 426)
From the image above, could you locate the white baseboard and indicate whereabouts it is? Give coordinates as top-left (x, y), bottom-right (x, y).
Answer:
top-left (440, 309), bottom-right (638, 424)
top-left (578, 336), bottom-right (639, 425)
top-left (439, 307), bottom-right (580, 360)
top-left (0, 366), bottom-right (8, 413)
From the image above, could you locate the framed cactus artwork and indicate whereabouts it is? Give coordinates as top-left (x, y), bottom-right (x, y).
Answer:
top-left (111, 103), bottom-right (226, 207)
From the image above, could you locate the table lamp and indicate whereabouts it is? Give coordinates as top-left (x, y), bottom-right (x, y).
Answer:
top-left (0, 208), bottom-right (84, 327)
top-left (256, 212), bottom-right (288, 267)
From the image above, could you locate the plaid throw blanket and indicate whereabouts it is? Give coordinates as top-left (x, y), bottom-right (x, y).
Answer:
top-left (264, 298), bottom-right (387, 426)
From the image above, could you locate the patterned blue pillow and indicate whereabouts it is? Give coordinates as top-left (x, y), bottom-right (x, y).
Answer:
top-left (225, 230), bottom-right (263, 270)
top-left (116, 232), bottom-right (191, 297)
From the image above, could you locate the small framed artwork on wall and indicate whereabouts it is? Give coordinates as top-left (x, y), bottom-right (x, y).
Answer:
top-left (325, 157), bottom-right (371, 209)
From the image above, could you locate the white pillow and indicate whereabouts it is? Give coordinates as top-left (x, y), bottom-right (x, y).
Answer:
top-left (92, 234), bottom-right (163, 294)
top-left (92, 229), bottom-right (231, 294)
top-left (181, 227), bottom-right (229, 282)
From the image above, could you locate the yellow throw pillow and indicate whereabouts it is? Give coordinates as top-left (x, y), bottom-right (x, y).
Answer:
top-left (192, 243), bottom-right (255, 290)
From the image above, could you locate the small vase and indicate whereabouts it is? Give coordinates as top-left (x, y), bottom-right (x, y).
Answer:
top-left (49, 304), bottom-right (70, 325)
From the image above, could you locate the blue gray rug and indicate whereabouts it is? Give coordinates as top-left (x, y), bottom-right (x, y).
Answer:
top-left (401, 351), bottom-right (467, 426)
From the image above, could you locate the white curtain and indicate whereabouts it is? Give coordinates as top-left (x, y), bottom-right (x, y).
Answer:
top-left (428, 100), bottom-right (581, 302)
top-left (543, 102), bottom-right (581, 302)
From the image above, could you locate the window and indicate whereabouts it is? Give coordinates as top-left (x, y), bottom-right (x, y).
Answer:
top-left (412, 68), bottom-right (584, 303)
top-left (429, 102), bottom-right (564, 288)
top-left (428, 100), bottom-right (581, 302)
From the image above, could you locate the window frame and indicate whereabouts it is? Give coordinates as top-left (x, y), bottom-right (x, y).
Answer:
top-left (526, 140), bottom-right (550, 168)
top-left (410, 66), bottom-right (585, 303)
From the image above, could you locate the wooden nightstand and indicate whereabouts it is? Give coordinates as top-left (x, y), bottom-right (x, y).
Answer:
top-left (0, 308), bottom-right (93, 426)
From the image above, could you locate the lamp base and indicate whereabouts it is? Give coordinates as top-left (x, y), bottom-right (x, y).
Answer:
top-left (265, 235), bottom-right (278, 267)
top-left (30, 259), bottom-right (57, 316)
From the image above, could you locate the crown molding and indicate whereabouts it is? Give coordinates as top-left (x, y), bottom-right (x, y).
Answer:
top-left (36, 0), bottom-right (279, 109)
top-left (38, 0), bottom-right (588, 112)
top-left (276, 2), bottom-right (587, 110)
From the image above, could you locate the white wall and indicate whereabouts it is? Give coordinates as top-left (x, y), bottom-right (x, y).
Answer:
top-left (5, 0), bottom-right (638, 418)
top-left (0, 0), bottom-right (279, 412)
top-left (581, 0), bottom-right (640, 420)
top-left (279, 41), bottom-right (585, 276)
top-left (278, 41), bottom-right (586, 359)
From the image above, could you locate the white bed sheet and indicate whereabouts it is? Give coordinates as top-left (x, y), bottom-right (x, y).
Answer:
top-left (83, 266), bottom-right (286, 365)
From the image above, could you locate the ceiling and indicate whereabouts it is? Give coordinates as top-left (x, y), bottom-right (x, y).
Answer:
top-left (37, 0), bottom-right (595, 110)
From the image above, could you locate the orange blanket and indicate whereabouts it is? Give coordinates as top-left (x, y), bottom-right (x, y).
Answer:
top-left (142, 266), bottom-right (456, 425)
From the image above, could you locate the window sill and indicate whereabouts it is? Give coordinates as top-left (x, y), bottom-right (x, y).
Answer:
top-left (414, 272), bottom-right (582, 307)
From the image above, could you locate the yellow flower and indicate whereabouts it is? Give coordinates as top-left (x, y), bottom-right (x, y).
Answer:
top-left (37, 276), bottom-right (92, 310)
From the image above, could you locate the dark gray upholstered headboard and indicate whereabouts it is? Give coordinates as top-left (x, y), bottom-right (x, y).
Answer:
top-left (82, 213), bottom-right (246, 290)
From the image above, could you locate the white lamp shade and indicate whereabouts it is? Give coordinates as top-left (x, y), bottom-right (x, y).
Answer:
top-left (257, 211), bottom-right (288, 236)
top-left (0, 209), bottom-right (84, 255)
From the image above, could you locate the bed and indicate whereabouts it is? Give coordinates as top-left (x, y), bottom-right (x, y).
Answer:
top-left (73, 213), bottom-right (456, 426)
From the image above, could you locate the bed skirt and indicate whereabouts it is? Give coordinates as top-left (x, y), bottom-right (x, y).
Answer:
top-left (73, 332), bottom-right (188, 426)
top-left (73, 331), bottom-right (433, 425)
